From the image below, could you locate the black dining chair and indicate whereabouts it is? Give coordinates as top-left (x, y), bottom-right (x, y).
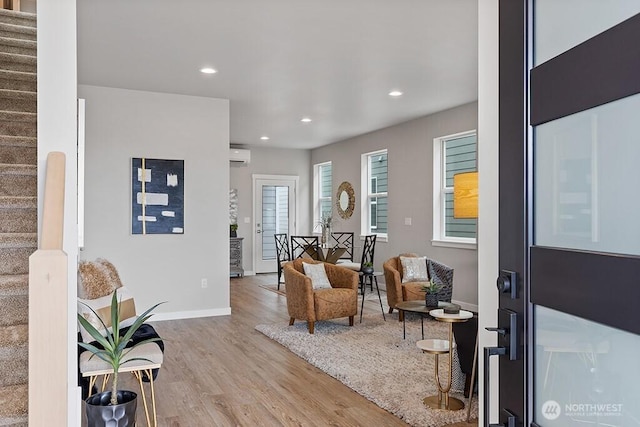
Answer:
top-left (341, 234), bottom-right (376, 272)
top-left (331, 232), bottom-right (354, 262)
top-left (274, 233), bottom-right (290, 290)
top-left (290, 236), bottom-right (320, 261)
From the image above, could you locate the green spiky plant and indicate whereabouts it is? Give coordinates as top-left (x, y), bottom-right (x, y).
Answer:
top-left (78, 291), bottom-right (164, 406)
top-left (421, 278), bottom-right (442, 294)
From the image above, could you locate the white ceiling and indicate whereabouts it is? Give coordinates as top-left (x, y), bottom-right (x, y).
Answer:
top-left (77, 0), bottom-right (478, 149)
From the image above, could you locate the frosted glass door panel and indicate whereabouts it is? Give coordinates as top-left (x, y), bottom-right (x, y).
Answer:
top-left (534, 306), bottom-right (640, 425)
top-left (535, 1), bottom-right (640, 66)
top-left (261, 185), bottom-right (289, 260)
top-left (534, 93), bottom-right (640, 256)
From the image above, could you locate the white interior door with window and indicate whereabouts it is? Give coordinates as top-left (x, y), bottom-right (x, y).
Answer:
top-left (253, 175), bottom-right (297, 274)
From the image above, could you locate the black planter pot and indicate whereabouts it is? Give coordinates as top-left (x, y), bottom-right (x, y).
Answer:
top-left (425, 293), bottom-right (439, 307)
top-left (230, 230), bottom-right (237, 237)
top-left (85, 390), bottom-right (137, 427)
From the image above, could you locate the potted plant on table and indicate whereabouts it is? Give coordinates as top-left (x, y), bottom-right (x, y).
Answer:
top-left (230, 223), bottom-right (238, 237)
top-left (421, 279), bottom-right (442, 307)
top-left (78, 291), bottom-right (164, 427)
top-left (361, 262), bottom-right (374, 275)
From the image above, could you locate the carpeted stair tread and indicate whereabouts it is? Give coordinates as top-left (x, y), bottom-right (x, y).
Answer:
top-left (0, 52), bottom-right (35, 73)
top-left (0, 37), bottom-right (35, 56)
top-left (0, 323), bottom-right (27, 348)
top-left (0, 144), bottom-right (35, 165)
top-left (0, 274), bottom-right (27, 295)
top-left (0, 383), bottom-right (28, 421)
top-left (0, 8), bottom-right (36, 28)
top-left (0, 293), bottom-right (27, 327)
top-left (0, 110), bottom-right (34, 122)
top-left (0, 357), bottom-right (27, 389)
top-left (0, 135), bottom-right (35, 147)
top-left (0, 164), bottom-right (35, 175)
top-left (0, 90), bottom-right (35, 114)
top-left (0, 205), bottom-right (36, 234)
top-left (0, 90), bottom-right (35, 101)
top-left (0, 22), bottom-right (36, 42)
top-left (0, 120), bottom-right (36, 138)
top-left (0, 248), bottom-right (32, 275)
top-left (0, 69), bottom-right (35, 92)
top-left (0, 234), bottom-right (36, 249)
top-left (0, 166), bottom-right (36, 197)
top-left (0, 196), bottom-right (35, 209)
top-left (0, 69), bottom-right (34, 83)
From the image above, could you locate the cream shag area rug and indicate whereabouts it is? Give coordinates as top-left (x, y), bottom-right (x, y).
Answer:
top-left (256, 313), bottom-right (478, 427)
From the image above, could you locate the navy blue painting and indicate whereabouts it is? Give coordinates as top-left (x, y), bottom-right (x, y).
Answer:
top-left (131, 158), bottom-right (184, 234)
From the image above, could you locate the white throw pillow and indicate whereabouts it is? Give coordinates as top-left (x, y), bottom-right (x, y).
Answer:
top-left (302, 262), bottom-right (332, 289)
top-left (400, 256), bottom-right (428, 283)
top-left (77, 287), bottom-right (137, 343)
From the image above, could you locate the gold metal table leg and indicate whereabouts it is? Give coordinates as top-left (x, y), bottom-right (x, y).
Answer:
top-left (422, 323), bottom-right (465, 411)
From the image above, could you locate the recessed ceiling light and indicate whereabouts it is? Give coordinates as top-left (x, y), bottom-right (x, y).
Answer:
top-left (300, 117), bottom-right (312, 123)
top-left (389, 90), bottom-right (403, 97)
top-left (260, 136), bottom-right (270, 141)
top-left (200, 67), bottom-right (217, 74)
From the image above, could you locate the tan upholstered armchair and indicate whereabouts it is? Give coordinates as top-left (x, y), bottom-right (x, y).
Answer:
top-left (283, 259), bottom-right (359, 334)
top-left (383, 254), bottom-right (454, 320)
top-left (383, 254), bottom-right (425, 317)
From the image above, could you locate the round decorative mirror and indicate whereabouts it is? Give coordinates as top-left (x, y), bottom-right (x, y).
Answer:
top-left (336, 181), bottom-right (355, 219)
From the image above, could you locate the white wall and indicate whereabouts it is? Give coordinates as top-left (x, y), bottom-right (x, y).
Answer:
top-left (478, 0), bottom-right (499, 424)
top-left (37, 0), bottom-right (78, 422)
top-left (311, 102), bottom-right (479, 309)
top-left (229, 146), bottom-right (311, 273)
top-left (78, 85), bottom-right (230, 319)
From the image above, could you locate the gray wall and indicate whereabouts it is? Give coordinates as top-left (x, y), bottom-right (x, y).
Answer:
top-left (78, 85), bottom-right (230, 318)
top-left (229, 146), bottom-right (312, 273)
top-left (311, 102), bottom-right (479, 308)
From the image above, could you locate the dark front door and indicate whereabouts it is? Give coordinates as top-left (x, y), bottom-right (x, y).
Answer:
top-left (494, 2), bottom-right (640, 426)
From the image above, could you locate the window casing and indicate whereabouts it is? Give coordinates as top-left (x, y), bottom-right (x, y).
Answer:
top-left (433, 131), bottom-right (477, 248)
top-left (361, 150), bottom-right (387, 239)
top-left (313, 162), bottom-right (332, 225)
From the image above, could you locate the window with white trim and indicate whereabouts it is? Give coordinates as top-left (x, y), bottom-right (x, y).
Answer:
top-left (361, 150), bottom-right (387, 238)
top-left (433, 131), bottom-right (477, 247)
top-left (313, 161), bottom-right (332, 224)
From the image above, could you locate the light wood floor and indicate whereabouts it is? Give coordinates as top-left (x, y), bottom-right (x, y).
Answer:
top-left (84, 273), bottom-right (478, 426)
top-left (103, 273), bottom-right (411, 426)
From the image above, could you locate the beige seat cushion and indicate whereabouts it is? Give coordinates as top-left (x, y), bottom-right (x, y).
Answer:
top-left (336, 260), bottom-right (360, 271)
top-left (80, 342), bottom-right (163, 375)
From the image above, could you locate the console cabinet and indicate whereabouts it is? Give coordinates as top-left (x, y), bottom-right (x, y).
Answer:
top-left (230, 237), bottom-right (244, 277)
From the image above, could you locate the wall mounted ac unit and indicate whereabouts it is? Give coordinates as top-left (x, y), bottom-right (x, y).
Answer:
top-left (229, 148), bottom-right (251, 165)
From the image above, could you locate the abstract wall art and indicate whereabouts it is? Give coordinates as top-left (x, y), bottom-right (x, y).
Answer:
top-left (131, 158), bottom-right (184, 234)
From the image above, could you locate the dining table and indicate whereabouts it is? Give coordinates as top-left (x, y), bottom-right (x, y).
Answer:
top-left (304, 244), bottom-right (346, 264)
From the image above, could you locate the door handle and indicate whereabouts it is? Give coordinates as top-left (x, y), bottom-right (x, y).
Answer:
top-left (256, 230), bottom-right (262, 233)
top-left (487, 308), bottom-right (519, 361)
top-left (485, 327), bottom-right (506, 335)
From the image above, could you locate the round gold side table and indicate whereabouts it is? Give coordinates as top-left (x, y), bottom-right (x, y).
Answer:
top-left (421, 308), bottom-right (473, 410)
top-left (416, 339), bottom-right (457, 410)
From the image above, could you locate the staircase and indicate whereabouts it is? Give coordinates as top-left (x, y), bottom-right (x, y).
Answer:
top-left (0, 7), bottom-right (36, 427)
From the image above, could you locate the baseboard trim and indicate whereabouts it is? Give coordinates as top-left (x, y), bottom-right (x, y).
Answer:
top-left (452, 299), bottom-right (478, 313)
top-left (150, 307), bottom-right (231, 322)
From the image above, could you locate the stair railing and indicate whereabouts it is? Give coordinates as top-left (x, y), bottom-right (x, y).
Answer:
top-left (29, 152), bottom-right (69, 425)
